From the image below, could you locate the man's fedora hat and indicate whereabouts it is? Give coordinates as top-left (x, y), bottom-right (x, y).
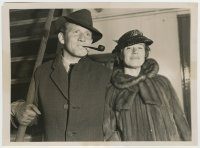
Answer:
top-left (112, 29), bottom-right (153, 53)
top-left (55, 9), bottom-right (102, 43)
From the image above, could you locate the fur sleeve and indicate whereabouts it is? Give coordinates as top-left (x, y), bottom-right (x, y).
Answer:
top-left (103, 84), bottom-right (121, 141)
top-left (159, 75), bottom-right (191, 140)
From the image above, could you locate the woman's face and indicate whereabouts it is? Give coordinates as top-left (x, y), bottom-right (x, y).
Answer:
top-left (123, 43), bottom-right (145, 68)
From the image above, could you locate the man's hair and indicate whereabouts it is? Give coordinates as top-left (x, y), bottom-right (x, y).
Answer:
top-left (113, 45), bottom-right (151, 69)
top-left (59, 22), bottom-right (70, 33)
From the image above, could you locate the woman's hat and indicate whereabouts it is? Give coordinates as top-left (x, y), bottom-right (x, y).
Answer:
top-left (112, 29), bottom-right (153, 53)
top-left (55, 9), bottom-right (102, 43)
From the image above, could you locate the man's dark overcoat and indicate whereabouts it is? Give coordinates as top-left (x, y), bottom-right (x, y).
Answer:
top-left (34, 52), bottom-right (111, 141)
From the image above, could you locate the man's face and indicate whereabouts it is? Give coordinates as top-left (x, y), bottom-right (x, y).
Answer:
top-left (123, 43), bottom-right (145, 68)
top-left (61, 23), bottom-right (93, 58)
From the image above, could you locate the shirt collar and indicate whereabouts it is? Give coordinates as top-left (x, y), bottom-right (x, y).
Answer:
top-left (61, 54), bottom-right (81, 72)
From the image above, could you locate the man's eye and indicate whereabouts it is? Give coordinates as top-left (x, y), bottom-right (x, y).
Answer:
top-left (74, 30), bottom-right (79, 34)
top-left (86, 32), bottom-right (92, 37)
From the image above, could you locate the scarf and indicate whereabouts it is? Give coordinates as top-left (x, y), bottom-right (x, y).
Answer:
top-left (111, 58), bottom-right (162, 111)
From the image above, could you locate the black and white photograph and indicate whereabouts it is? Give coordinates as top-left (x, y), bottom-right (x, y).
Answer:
top-left (2, 2), bottom-right (198, 146)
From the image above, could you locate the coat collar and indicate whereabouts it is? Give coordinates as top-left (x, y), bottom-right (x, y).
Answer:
top-left (112, 59), bottom-right (162, 110)
top-left (50, 51), bottom-right (69, 100)
top-left (111, 58), bottom-right (159, 90)
top-left (50, 50), bottom-right (91, 100)
top-left (51, 50), bottom-right (90, 70)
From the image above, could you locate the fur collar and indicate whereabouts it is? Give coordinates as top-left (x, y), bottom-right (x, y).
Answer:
top-left (111, 58), bottom-right (161, 110)
top-left (111, 58), bottom-right (159, 91)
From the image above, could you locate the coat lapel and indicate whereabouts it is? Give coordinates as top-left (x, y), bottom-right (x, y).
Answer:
top-left (50, 53), bottom-right (69, 100)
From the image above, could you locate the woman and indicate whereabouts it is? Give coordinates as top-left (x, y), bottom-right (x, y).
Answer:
top-left (103, 29), bottom-right (191, 141)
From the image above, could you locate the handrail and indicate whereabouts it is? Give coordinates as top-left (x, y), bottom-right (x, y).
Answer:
top-left (15, 9), bottom-right (55, 142)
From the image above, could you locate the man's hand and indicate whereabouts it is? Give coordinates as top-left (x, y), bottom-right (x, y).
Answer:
top-left (15, 103), bottom-right (41, 126)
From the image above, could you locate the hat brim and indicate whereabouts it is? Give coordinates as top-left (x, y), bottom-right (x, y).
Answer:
top-left (112, 35), bottom-right (153, 53)
top-left (55, 16), bottom-right (102, 43)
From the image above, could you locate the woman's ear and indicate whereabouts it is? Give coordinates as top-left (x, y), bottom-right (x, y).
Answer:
top-left (58, 32), bottom-right (65, 44)
top-left (145, 46), bottom-right (150, 59)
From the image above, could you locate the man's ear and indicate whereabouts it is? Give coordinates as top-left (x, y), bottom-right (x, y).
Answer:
top-left (58, 32), bottom-right (65, 44)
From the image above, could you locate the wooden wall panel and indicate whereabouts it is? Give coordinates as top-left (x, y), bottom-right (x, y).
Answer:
top-left (11, 83), bottom-right (29, 101)
top-left (11, 37), bottom-right (58, 57)
top-left (10, 9), bottom-right (62, 21)
top-left (10, 21), bottom-right (58, 38)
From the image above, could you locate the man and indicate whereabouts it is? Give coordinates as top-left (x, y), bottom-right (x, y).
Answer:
top-left (11, 9), bottom-right (111, 141)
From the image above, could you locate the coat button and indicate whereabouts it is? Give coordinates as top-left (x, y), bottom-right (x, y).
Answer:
top-left (64, 103), bottom-right (68, 109)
